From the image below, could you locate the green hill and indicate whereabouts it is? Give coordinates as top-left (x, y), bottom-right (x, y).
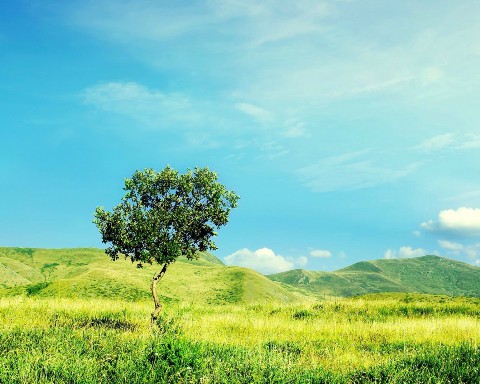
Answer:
top-left (0, 247), bottom-right (305, 304)
top-left (268, 255), bottom-right (480, 298)
top-left (3, 248), bottom-right (478, 301)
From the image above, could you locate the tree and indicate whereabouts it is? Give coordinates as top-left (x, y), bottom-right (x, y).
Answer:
top-left (93, 166), bottom-right (239, 323)
top-left (40, 263), bottom-right (59, 282)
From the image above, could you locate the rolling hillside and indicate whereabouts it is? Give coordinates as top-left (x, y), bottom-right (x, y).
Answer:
top-left (2, 248), bottom-right (479, 301)
top-left (0, 247), bottom-right (306, 304)
top-left (268, 255), bottom-right (480, 298)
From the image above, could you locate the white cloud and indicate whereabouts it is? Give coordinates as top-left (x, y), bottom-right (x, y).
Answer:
top-left (384, 246), bottom-right (427, 259)
top-left (438, 239), bottom-right (480, 260)
top-left (224, 247), bottom-right (299, 274)
top-left (208, 0), bottom-right (331, 47)
top-left (459, 134), bottom-right (480, 149)
top-left (347, 76), bottom-right (412, 97)
top-left (416, 133), bottom-right (480, 152)
top-left (415, 133), bottom-right (456, 152)
top-left (82, 81), bottom-right (194, 126)
top-left (235, 102), bottom-right (273, 122)
top-left (282, 118), bottom-right (308, 138)
top-left (297, 150), bottom-right (420, 192)
top-left (309, 249), bottom-right (332, 258)
top-left (421, 207), bottom-right (480, 237)
top-left (63, 0), bottom-right (480, 112)
top-left (438, 240), bottom-right (464, 252)
top-left (257, 140), bottom-right (290, 159)
top-left (62, 1), bottom-right (480, 155)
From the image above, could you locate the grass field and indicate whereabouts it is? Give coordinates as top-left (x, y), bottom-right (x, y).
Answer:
top-left (1, 294), bottom-right (479, 383)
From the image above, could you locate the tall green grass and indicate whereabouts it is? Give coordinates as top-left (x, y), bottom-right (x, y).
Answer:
top-left (0, 294), bottom-right (479, 383)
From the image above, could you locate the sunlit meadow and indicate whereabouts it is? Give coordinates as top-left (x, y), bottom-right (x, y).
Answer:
top-left (1, 294), bottom-right (479, 383)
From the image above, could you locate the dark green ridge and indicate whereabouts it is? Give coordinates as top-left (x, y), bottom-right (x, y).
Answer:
top-left (268, 255), bottom-right (480, 298)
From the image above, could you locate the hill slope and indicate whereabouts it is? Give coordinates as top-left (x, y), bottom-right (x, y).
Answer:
top-left (0, 247), bottom-right (306, 304)
top-left (268, 255), bottom-right (480, 298)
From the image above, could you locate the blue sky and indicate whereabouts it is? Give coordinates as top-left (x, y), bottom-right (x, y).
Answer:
top-left (2, 0), bottom-right (480, 274)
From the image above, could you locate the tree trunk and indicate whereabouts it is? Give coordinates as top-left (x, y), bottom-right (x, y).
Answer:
top-left (151, 262), bottom-right (169, 324)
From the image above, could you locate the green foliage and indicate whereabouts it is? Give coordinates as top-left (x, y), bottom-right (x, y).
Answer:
top-left (41, 262), bottom-right (59, 281)
top-left (93, 166), bottom-right (239, 267)
top-left (26, 282), bottom-right (50, 296)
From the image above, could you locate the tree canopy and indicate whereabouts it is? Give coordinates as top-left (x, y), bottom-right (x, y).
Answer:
top-left (94, 166), bottom-right (239, 321)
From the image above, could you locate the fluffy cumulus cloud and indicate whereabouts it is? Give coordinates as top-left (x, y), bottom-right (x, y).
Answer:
top-left (224, 247), bottom-right (305, 274)
top-left (421, 207), bottom-right (480, 237)
top-left (309, 249), bottom-right (332, 258)
top-left (384, 246), bottom-right (428, 259)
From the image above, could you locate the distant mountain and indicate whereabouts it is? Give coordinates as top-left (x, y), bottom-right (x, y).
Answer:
top-left (0, 247), bottom-right (304, 304)
top-left (268, 255), bottom-right (480, 298)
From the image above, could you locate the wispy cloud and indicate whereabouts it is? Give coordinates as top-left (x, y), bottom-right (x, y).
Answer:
top-left (331, 76), bottom-right (413, 99)
top-left (415, 133), bottom-right (480, 152)
top-left (235, 102), bottom-right (273, 122)
top-left (414, 133), bottom-right (456, 152)
top-left (441, 190), bottom-right (480, 203)
top-left (82, 81), bottom-right (195, 128)
top-left (62, 0), bottom-right (480, 178)
top-left (81, 81), bottom-right (246, 146)
top-left (297, 150), bottom-right (420, 193)
top-left (282, 118), bottom-right (308, 138)
top-left (257, 141), bottom-right (290, 159)
top-left (63, 1), bottom-right (480, 107)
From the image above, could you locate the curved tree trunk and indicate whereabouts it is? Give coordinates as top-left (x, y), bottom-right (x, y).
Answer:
top-left (151, 262), bottom-right (169, 324)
